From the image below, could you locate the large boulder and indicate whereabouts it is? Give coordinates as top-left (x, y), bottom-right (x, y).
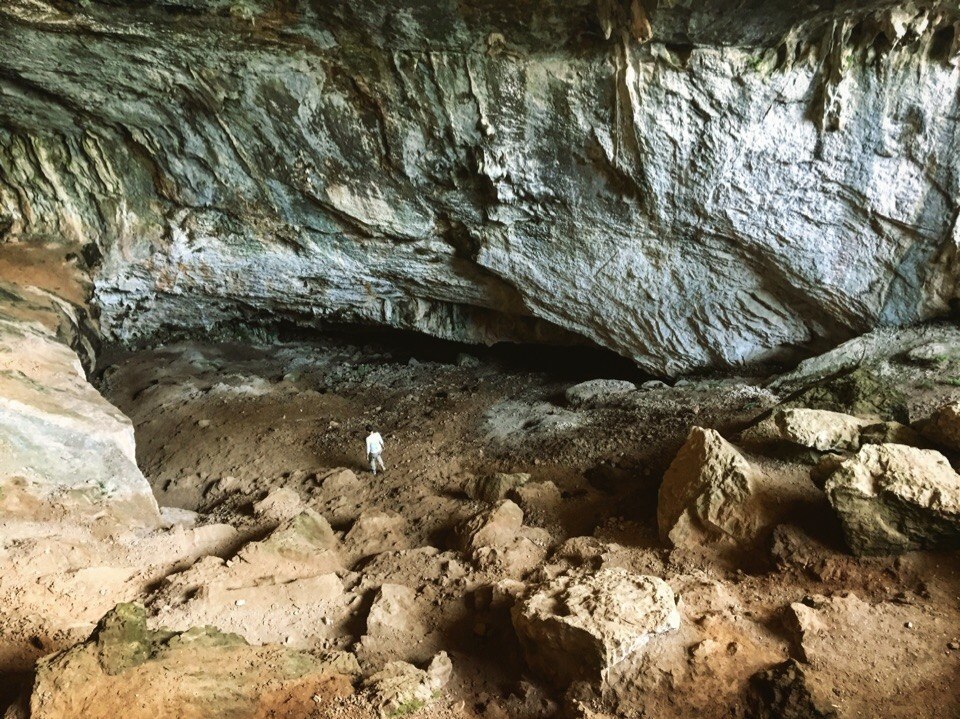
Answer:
top-left (743, 408), bottom-right (917, 452)
top-left (456, 500), bottom-right (551, 577)
top-left (29, 603), bottom-right (355, 719)
top-left (658, 427), bottom-right (758, 549)
top-left (920, 400), bottom-right (960, 451)
top-left (773, 409), bottom-right (870, 451)
top-left (511, 568), bottom-right (680, 686)
top-left (659, 427), bottom-right (821, 562)
top-left (0, 290), bottom-right (160, 528)
top-left (823, 444), bottom-right (960, 555)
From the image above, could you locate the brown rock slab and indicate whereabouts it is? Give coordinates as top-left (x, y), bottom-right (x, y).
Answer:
top-left (29, 603), bottom-right (354, 719)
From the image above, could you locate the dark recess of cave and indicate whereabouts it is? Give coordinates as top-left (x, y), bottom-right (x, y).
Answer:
top-left (274, 321), bottom-right (654, 383)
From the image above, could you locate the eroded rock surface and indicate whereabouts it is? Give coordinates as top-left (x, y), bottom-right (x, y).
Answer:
top-left (511, 568), bottom-right (680, 686)
top-left (0, 282), bottom-right (159, 528)
top-left (30, 603), bottom-right (355, 719)
top-left (2, 2), bottom-right (959, 374)
top-left (824, 443), bottom-right (960, 555)
top-left (363, 651), bottom-right (452, 718)
top-left (658, 428), bottom-right (756, 546)
top-left (457, 500), bottom-right (552, 577)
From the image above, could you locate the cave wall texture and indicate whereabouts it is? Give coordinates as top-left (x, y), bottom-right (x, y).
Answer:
top-left (1, 0), bottom-right (959, 375)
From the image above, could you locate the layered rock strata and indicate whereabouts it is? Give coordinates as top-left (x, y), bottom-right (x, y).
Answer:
top-left (0, 280), bottom-right (160, 528)
top-left (2, 1), bottom-right (959, 374)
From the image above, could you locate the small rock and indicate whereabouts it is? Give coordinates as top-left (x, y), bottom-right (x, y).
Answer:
top-left (319, 468), bottom-right (360, 493)
top-left (159, 506), bottom-right (199, 529)
top-left (456, 352), bottom-right (481, 368)
top-left (253, 487), bottom-right (303, 521)
top-left (456, 500), bottom-right (551, 577)
top-left (464, 472), bottom-right (530, 503)
top-left (565, 379), bottom-right (637, 407)
top-left (905, 342), bottom-right (956, 366)
top-left (343, 510), bottom-right (410, 563)
top-left (641, 380), bottom-right (670, 390)
top-left (364, 652), bottom-right (452, 717)
top-left (509, 481), bottom-right (563, 520)
top-left (365, 584), bottom-right (421, 637)
top-left (197, 419), bottom-right (211, 428)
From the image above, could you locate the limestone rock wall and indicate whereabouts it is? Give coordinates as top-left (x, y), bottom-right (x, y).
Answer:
top-left (0, 280), bottom-right (161, 529)
top-left (1, 1), bottom-right (959, 374)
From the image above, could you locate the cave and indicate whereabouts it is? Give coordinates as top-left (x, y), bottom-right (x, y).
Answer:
top-left (2, 1), bottom-right (960, 717)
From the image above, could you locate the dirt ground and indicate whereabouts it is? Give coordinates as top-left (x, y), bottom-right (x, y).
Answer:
top-left (3, 326), bottom-right (960, 718)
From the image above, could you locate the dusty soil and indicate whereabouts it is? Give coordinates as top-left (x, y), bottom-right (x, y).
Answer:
top-left (3, 329), bottom-right (960, 718)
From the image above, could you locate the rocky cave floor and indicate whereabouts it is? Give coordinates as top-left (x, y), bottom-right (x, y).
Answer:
top-left (4, 316), bottom-right (960, 718)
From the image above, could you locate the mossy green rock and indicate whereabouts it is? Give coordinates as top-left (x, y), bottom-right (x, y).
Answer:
top-left (31, 603), bottom-right (356, 719)
top-left (787, 367), bottom-right (908, 423)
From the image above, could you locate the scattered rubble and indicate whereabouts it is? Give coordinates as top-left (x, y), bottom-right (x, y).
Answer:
top-left (363, 651), bottom-right (452, 717)
top-left (6, 319), bottom-right (960, 718)
top-left (746, 659), bottom-right (837, 718)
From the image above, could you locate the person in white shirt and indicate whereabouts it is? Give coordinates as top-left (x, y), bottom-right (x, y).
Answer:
top-left (365, 425), bottom-right (385, 475)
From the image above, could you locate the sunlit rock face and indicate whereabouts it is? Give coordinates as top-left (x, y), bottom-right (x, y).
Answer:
top-left (1, 1), bottom-right (958, 375)
top-left (0, 282), bottom-right (161, 529)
